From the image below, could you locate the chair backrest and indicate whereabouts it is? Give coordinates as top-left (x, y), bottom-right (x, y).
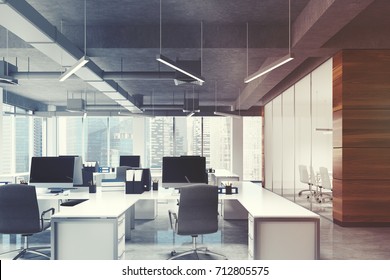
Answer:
top-left (319, 167), bottom-right (332, 190)
top-left (0, 184), bottom-right (41, 234)
top-left (177, 184), bottom-right (218, 236)
top-left (298, 165), bottom-right (310, 184)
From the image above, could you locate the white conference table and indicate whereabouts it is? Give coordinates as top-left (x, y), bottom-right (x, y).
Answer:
top-left (48, 182), bottom-right (320, 260)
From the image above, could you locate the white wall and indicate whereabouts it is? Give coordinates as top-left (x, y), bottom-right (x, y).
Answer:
top-left (264, 59), bottom-right (333, 198)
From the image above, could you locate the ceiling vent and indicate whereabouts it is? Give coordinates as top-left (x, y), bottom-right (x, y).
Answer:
top-left (174, 59), bottom-right (203, 86)
top-left (66, 98), bottom-right (86, 112)
top-left (0, 61), bottom-right (18, 85)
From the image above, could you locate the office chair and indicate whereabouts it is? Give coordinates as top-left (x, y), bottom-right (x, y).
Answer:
top-left (317, 167), bottom-right (333, 203)
top-left (0, 184), bottom-right (55, 260)
top-left (298, 165), bottom-right (316, 199)
top-left (168, 184), bottom-right (227, 260)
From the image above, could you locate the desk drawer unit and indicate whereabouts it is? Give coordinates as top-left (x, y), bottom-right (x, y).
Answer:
top-left (52, 213), bottom-right (126, 260)
top-left (248, 214), bottom-right (320, 260)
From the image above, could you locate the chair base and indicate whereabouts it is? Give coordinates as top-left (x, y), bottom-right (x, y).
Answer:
top-left (298, 188), bottom-right (316, 199)
top-left (169, 246), bottom-right (227, 260)
top-left (168, 235), bottom-right (227, 260)
top-left (0, 246), bottom-right (50, 260)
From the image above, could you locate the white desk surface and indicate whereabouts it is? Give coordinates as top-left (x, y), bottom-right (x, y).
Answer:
top-left (50, 182), bottom-right (318, 220)
top-left (223, 182), bottom-right (319, 219)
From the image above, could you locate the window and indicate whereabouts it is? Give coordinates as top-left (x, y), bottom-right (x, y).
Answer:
top-left (243, 117), bottom-right (262, 180)
top-left (109, 117), bottom-right (134, 167)
top-left (204, 117), bottom-right (232, 170)
top-left (0, 105), bottom-right (42, 182)
top-left (85, 117), bottom-right (109, 166)
top-left (58, 117), bottom-right (83, 157)
top-left (146, 117), bottom-right (174, 168)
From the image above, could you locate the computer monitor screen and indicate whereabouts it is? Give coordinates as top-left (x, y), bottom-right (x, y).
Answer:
top-left (120, 155), bottom-right (141, 168)
top-left (162, 156), bottom-right (207, 187)
top-left (29, 157), bottom-right (75, 188)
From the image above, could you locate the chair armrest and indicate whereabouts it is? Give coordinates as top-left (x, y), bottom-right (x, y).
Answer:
top-left (40, 208), bottom-right (55, 230)
top-left (168, 210), bottom-right (178, 231)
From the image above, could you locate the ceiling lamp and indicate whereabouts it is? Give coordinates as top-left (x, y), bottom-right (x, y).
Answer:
top-left (244, 0), bottom-right (293, 83)
top-left (60, 0), bottom-right (89, 82)
top-left (244, 54), bottom-right (294, 83)
top-left (157, 54), bottom-right (205, 84)
top-left (213, 111), bottom-right (241, 119)
top-left (156, 0), bottom-right (204, 85)
top-left (59, 56), bottom-right (89, 82)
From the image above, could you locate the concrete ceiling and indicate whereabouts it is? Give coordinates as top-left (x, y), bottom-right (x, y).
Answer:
top-left (0, 0), bottom-right (387, 116)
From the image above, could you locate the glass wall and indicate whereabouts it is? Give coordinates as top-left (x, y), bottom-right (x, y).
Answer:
top-left (263, 59), bottom-right (333, 218)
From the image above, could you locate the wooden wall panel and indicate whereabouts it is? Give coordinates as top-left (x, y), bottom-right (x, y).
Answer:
top-left (332, 51), bottom-right (343, 112)
top-left (342, 110), bottom-right (390, 147)
top-left (333, 179), bottom-right (390, 224)
top-left (340, 148), bottom-right (390, 180)
top-left (332, 148), bottom-right (342, 180)
top-left (332, 50), bottom-right (390, 226)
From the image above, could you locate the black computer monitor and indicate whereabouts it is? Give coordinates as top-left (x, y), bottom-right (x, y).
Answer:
top-left (119, 155), bottom-right (141, 168)
top-left (29, 157), bottom-right (75, 189)
top-left (162, 156), bottom-right (207, 187)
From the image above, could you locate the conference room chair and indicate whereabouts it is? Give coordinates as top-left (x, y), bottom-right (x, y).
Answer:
top-left (167, 184), bottom-right (227, 260)
top-left (317, 167), bottom-right (333, 203)
top-left (0, 184), bottom-right (55, 260)
top-left (298, 165), bottom-right (317, 199)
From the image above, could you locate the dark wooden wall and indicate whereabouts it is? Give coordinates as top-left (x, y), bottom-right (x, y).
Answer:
top-left (333, 50), bottom-right (390, 226)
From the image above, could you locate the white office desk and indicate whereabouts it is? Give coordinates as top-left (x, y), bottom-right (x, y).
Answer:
top-left (50, 183), bottom-right (320, 260)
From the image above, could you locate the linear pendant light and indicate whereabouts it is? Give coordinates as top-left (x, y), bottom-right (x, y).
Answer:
top-left (213, 81), bottom-right (241, 119)
top-left (244, 0), bottom-right (293, 83)
top-left (60, 0), bottom-right (89, 82)
top-left (59, 55), bottom-right (89, 82)
top-left (156, 0), bottom-right (204, 84)
top-left (213, 111), bottom-right (241, 119)
top-left (244, 54), bottom-right (294, 83)
top-left (156, 54), bottom-right (205, 83)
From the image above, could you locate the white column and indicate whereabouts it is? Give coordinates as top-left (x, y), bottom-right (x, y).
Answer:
top-left (232, 117), bottom-right (243, 179)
